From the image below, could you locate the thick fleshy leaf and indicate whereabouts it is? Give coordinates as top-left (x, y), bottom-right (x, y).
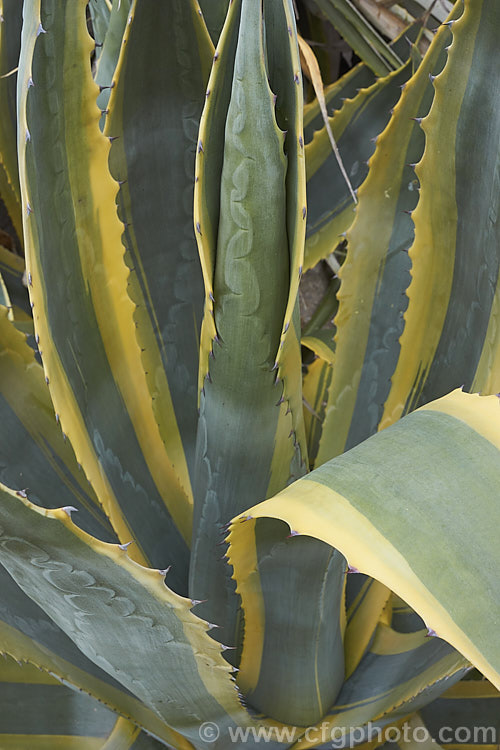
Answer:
top-left (105, 0), bottom-right (212, 488)
top-left (190, 0), bottom-right (308, 640)
top-left (0, 0), bottom-right (23, 244)
top-left (303, 356), bottom-right (333, 469)
top-left (314, 7), bottom-right (459, 465)
top-left (0, 656), bottom-right (186, 748)
top-left (94, 0), bottom-right (132, 125)
top-left (305, 63), bottom-right (411, 271)
top-left (199, 0), bottom-right (230, 45)
top-left (343, 575), bottom-right (391, 679)
top-left (303, 20), bottom-right (423, 142)
top-left (0, 488), bottom-right (304, 750)
top-left (0, 566), bottom-right (183, 747)
top-left (420, 680), bottom-right (500, 745)
top-left (18, 0), bottom-right (192, 590)
top-left (0, 657), bottom-right (118, 749)
top-left (229, 391), bottom-right (500, 695)
top-left (303, 19), bottom-right (430, 271)
top-left (88, 0), bottom-right (110, 61)
top-left (383, 0), bottom-right (500, 425)
top-left (289, 624), bottom-right (467, 750)
top-left (227, 516), bottom-right (346, 726)
top-left (0, 306), bottom-right (115, 541)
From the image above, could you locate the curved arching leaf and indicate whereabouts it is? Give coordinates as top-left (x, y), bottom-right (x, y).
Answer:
top-left (229, 392), bottom-right (500, 698)
top-left (0, 566), bottom-right (183, 747)
top-left (0, 486), bottom-right (311, 750)
top-left (305, 62), bottom-right (411, 271)
top-left (106, 0), bottom-right (213, 490)
top-left (0, 307), bottom-right (116, 541)
top-left (18, 0), bottom-right (192, 590)
top-left (383, 0), bottom-right (500, 426)
top-left (315, 6), bottom-right (460, 465)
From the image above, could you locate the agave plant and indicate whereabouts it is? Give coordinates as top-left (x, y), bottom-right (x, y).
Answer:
top-left (0, 0), bottom-right (499, 747)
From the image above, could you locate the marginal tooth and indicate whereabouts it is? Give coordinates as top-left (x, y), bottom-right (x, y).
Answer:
top-left (62, 506), bottom-right (78, 518)
top-left (118, 541), bottom-right (134, 551)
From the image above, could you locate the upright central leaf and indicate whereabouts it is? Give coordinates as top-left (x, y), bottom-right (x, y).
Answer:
top-left (215, 7), bottom-right (289, 359)
top-left (191, 0), bottom-right (346, 726)
top-left (190, 0), bottom-right (307, 637)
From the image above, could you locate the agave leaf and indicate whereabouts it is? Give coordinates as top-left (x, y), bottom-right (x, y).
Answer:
top-left (190, 0), bottom-right (308, 637)
top-left (343, 576), bottom-right (391, 679)
top-left (229, 391), bottom-right (500, 696)
top-left (88, 0), bottom-right (111, 61)
top-left (314, 6), bottom-right (459, 465)
top-left (105, 0), bottom-right (213, 488)
top-left (420, 680), bottom-right (500, 743)
top-left (94, 0), bottom-right (132, 124)
top-left (0, 657), bottom-right (119, 749)
top-left (383, 0), bottom-right (500, 425)
top-left (0, 657), bottom-right (182, 749)
top-left (0, 488), bottom-right (307, 748)
top-left (309, 0), bottom-right (403, 76)
top-left (227, 516), bottom-right (346, 726)
top-left (199, 0), bottom-right (230, 45)
top-left (0, 0), bottom-right (23, 244)
top-left (390, 594), bottom-right (426, 634)
top-left (305, 62), bottom-right (411, 271)
top-left (303, 19), bottom-right (424, 141)
top-left (377, 713), bottom-right (442, 750)
top-left (289, 624), bottom-right (467, 750)
top-left (0, 566), bottom-right (183, 747)
top-left (18, 0), bottom-right (192, 589)
top-left (0, 307), bottom-right (116, 541)
top-left (303, 20), bottom-right (427, 271)
top-left (304, 63), bottom-right (375, 142)
top-left (302, 356), bottom-right (333, 467)
top-left (0, 245), bottom-right (30, 319)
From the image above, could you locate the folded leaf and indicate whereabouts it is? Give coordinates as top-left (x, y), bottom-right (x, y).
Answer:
top-left (229, 391), bottom-right (500, 695)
